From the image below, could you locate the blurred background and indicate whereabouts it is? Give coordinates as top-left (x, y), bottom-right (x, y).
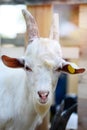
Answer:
top-left (0, 0), bottom-right (87, 130)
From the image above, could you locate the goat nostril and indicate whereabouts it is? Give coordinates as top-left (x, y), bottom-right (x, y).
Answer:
top-left (38, 91), bottom-right (49, 99)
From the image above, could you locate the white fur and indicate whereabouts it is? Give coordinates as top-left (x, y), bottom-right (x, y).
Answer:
top-left (0, 38), bottom-right (63, 130)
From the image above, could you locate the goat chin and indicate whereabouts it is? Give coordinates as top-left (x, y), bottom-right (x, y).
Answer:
top-left (34, 102), bottom-right (51, 117)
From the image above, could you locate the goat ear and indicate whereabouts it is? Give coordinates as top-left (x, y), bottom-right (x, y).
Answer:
top-left (1, 55), bottom-right (24, 68)
top-left (57, 62), bottom-right (85, 74)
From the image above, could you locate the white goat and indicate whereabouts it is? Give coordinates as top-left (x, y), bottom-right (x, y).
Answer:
top-left (0, 10), bottom-right (85, 130)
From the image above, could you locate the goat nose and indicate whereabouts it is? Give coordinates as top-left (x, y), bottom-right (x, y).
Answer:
top-left (38, 91), bottom-right (49, 99)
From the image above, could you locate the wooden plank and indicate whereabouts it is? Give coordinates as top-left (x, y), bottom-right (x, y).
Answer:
top-left (23, 0), bottom-right (87, 4)
top-left (62, 47), bottom-right (79, 59)
top-left (79, 4), bottom-right (87, 29)
top-left (52, 0), bottom-right (87, 4)
top-left (62, 47), bottom-right (79, 94)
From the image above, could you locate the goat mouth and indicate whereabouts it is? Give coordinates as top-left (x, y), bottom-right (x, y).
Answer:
top-left (39, 99), bottom-right (48, 104)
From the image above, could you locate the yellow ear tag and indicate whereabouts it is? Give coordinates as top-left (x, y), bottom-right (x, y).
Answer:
top-left (68, 65), bottom-right (75, 74)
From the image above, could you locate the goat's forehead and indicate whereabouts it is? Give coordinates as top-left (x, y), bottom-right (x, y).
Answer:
top-left (25, 38), bottom-right (62, 65)
top-left (25, 38), bottom-right (62, 55)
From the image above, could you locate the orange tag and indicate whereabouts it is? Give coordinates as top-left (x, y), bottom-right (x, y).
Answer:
top-left (68, 65), bottom-right (75, 74)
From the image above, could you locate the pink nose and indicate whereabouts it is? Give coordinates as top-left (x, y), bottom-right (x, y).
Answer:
top-left (38, 91), bottom-right (49, 100)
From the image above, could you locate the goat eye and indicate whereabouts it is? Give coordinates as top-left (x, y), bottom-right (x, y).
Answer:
top-left (25, 66), bottom-right (32, 71)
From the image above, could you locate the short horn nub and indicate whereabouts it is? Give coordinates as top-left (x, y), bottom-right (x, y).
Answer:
top-left (49, 13), bottom-right (59, 41)
top-left (22, 9), bottom-right (39, 42)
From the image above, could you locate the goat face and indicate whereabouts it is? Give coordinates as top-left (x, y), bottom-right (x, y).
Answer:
top-left (1, 37), bottom-right (85, 116)
top-left (1, 38), bottom-right (62, 115)
top-left (24, 38), bottom-right (62, 114)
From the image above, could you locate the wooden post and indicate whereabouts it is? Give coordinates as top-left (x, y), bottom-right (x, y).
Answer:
top-left (78, 5), bottom-right (87, 130)
top-left (78, 4), bottom-right (87, 98)
top-left (27, 4), bottom-right (53, 37)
